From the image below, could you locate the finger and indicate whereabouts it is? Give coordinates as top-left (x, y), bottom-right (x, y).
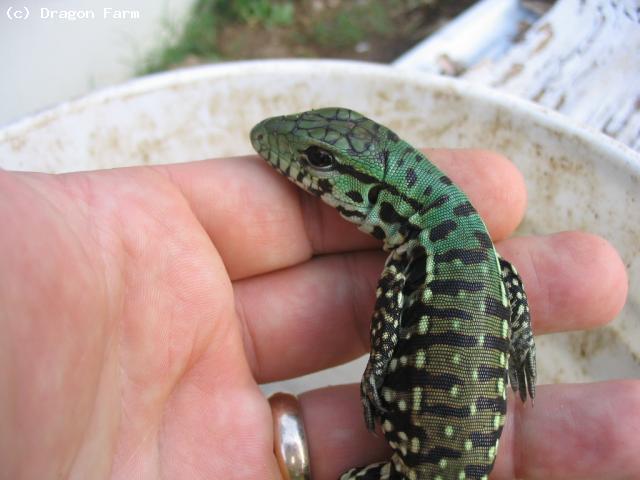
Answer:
top-left (300, 380), bottom-right (640, 480)
top-left (300, 384), bottom-right (390, 480)
top-left (496, 231), bottom-right (628, 333)
top-left (157, 149), bottom-right (526, 279)
top-left (236, 251), bottom-right (380, 383)
top-left (237, 232), bottom-right (626, 383)
top-left (493, 380), bottom-right (640, 479)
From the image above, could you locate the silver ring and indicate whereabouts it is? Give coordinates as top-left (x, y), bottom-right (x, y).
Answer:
top-left (268, 392), bottom-right (311, 480)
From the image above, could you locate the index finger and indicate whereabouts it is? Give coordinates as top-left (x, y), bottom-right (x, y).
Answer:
top-left (157, 149), bottom-right (526, 280)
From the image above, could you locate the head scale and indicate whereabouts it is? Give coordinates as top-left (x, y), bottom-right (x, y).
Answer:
top-left (250, 107), bottom-right (389, 224)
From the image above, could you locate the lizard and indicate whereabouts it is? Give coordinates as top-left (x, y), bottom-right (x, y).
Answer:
top-left (250, 107), bottom-right (537, 480)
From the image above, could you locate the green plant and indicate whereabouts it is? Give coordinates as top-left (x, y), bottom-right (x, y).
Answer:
top-left (138, 0), bottom-right (294, 74)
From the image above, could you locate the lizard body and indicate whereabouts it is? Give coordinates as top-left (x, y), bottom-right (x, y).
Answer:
top-left (251, 107), bottom-right (536, 480)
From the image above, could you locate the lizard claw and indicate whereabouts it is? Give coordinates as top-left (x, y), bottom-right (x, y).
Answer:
top-left (508, 347), bottom-right (537, 403)
top-left (361, 368), bottom-right (387, 431)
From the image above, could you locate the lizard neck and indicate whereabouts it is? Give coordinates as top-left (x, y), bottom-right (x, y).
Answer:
top-left (357, 143), bottom-right (470, 251)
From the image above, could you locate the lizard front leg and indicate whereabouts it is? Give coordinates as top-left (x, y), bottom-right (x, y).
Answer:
top-left (361, 249), bottom-right (409, 431)
top-left (499, 256), bottom-right (537, 402)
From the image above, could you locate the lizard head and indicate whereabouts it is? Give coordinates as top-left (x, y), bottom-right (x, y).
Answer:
top-left (250, 107), bottom-right (389, 225)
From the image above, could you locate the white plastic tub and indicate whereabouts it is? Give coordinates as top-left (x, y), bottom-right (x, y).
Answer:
top-left (1, 60), bottom-right (638, 393)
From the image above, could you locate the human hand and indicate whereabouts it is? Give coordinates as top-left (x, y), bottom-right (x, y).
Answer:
top-left (0, 150), bottom-right (636, 479)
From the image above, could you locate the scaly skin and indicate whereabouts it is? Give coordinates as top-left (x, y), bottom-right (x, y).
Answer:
top-left (251, 108), bottom-right (536, 480)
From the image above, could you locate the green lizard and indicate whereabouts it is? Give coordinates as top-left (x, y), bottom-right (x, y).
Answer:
top-left (250, 108), bottom-right (536, 480)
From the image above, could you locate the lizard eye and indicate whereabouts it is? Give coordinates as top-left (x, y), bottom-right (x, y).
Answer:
top-left (300, 146), bottom-right (335, 171)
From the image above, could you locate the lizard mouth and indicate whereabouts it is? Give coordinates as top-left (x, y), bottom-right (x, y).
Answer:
top-left (250, 119), bottom-right (297, 173)
top-left (249, 122), bottom-right (269, 158)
